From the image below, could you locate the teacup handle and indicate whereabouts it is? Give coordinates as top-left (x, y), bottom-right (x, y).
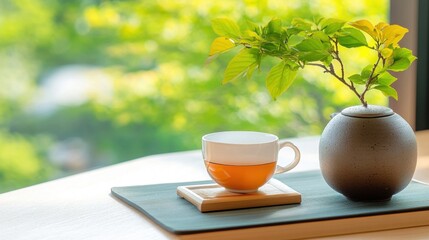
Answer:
top-left (275, 140), bottom-right (301, 174)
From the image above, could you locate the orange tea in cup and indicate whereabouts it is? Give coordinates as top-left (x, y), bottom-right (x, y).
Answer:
top-left (204, 161), bottom-right (277, 192)
top-left (202, 131), bottom-right (300, 193)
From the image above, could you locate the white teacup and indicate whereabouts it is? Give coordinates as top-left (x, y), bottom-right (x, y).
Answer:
top-left (202, 131), bottom-right (300, 193)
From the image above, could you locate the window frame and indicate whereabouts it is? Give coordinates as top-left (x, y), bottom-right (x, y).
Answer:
top-left (415, 0), bottom-right (429, 130)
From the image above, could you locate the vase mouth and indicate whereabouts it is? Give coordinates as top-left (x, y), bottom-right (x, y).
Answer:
top-left (341, 105), bottom-right (394, 118)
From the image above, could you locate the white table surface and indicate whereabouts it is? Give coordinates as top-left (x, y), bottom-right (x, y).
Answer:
top-left (1, 131), bottom-right (428, 240)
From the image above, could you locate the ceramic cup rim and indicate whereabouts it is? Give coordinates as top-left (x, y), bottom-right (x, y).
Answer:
top-left (202, 131), bottom-right (278, 145)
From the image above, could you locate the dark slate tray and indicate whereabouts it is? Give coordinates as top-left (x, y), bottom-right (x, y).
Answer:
top-left (111, 170), bottom-right (429, 234)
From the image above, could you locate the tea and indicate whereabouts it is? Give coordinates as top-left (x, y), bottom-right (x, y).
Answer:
top-left (205, 161), bottom-right (276, 192)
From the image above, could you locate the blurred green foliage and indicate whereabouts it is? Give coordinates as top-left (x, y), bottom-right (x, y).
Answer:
top-left (0, 0), bottom-right (387, 193)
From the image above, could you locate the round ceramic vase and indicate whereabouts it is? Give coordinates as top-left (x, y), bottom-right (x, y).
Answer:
top-left (319, 105), bottom-right (417, 201)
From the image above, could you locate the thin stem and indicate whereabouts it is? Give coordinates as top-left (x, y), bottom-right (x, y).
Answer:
top-left (360, 52), bottom-right (383, 106)
top-left (331, 38), bottom-right (366, 106)
top-left (307, 62), bottom-right (365, 106)
top-left (306, 63), bottom-right (328, 70)
top-left (331, 38), bottom-right (345, 80)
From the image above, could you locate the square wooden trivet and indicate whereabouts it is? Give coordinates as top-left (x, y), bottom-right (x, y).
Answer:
top-left (177, 179), bottom-right (301, 212)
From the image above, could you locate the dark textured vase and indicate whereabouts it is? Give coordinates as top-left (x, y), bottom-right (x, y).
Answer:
top-left (319, 105), bottom-right (417, 201)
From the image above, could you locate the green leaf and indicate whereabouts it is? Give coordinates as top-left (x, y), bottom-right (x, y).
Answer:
top-left (394, 48), bottom-right (416, 61)
top-left (266, 61), bottom-right (298, 100)
top-left (211, 18), bottom-right (241, 38)
top-left (261, 42), bottom-right (278, 53)
top-left (284, 60), bottom-right (300, 70)
top-left (387, 48), bottom-right (417, 72)
top-left (361, 65), bottom-right (373, 78)
top-left (373, 85), bottom-right (398, 100)
top-left (208, 37), bottom-right (235, 56)
top-left (291, 18), bottom-right (315, 31)
top-left (388, 58), bottom-right (410, 72)
top-left (243, 30), bottom-right (263, 41)
top-left (246, 20), bottom-right (261, 35)
top-left (376, 71), bottom-right (397, 86)
top-left (298, 51), bottom-right (330, 62)
top-left (288, 35), bottom-right (305, 47)
top-left (295, 38), bottom-right (325, 51)
top-left (286, 27), bottom-right (302, 36)
top-left (294, 38), bottom-right (330, 61)
top-left (348, 74), bottom-right (366, 84)
top-left (320, 18), bottom-right (346, 35)
top-left (262, 19), bottom-right (283, 43)
top-left (321, 55), bottom-right (334, 66)
top-left (267, 18), bottom-right (282, 34)
top-left (222, 48), bottom-right (258, 84)
top-left (246, 63), bottom-right (258, 80)
top-left (337, 28), bottom-right (368, 48)
top-left (312, 31), bottom-right (330, 43)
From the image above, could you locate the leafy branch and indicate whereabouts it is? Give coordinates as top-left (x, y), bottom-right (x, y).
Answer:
top-left (207, 17), bottom-right (416, 107)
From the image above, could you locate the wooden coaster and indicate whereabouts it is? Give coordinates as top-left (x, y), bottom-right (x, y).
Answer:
top-left (177, 179), bottom-right (301, 212)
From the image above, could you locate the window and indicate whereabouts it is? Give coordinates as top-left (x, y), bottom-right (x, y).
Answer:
top-left (0, 1), bottom-right (390, 193)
